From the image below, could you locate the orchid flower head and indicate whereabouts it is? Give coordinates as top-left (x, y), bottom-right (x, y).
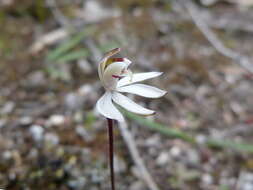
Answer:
top-left (96, 48), bottom-right (167, 122)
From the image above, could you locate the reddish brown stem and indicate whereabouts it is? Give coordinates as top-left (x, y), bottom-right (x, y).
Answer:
top-left (107, 118), bottom-right (115, 190)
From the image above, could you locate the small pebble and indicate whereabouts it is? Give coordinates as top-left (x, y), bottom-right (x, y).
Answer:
top-left (78, 84), bottom-right (93, 96)
top-left (64, 93), bottom-right (84, 111)
top-left (28, 148), bottom-right (39, 159)
top-left (19, 116), bottom-right (33, 126)
top-left (68, 177), bottom-right (87, 189)
top-left (186, 149), bottom-right (200, 165)
top-left (156, 151), bottom-right (170, 166)
top-left (196, 134), bottom-right (207, 144)
top-left (145, 134), bottom-right (161, 147)
top-left (0, 119), bottom-right (6, 129)
top-left (201, 173), bottom-right (213, 185)
top-left (237, 172), bottom-right (253, 190)
top-left (76, 126), bottom-right (93, 142)
top-left (48, 115), bottom-right (65, 126)
top-left (114, 156), bottom-right (126, 173)
top-left (170, 146), bottom-right (181, 158)
top-left (1, 101), bottom-right (15, 114)
top-left (77, 59), bottom-right (93, 74)
top-left (44, 133), bottom-right (59, 146)
top-left (1, 0), bottom-right (14, 6)
top-left (29, 125), bottom-right (44, 141)
top-left (3, 151), bottom-right (12, 160)
top-left (78, 84), bottom-right (98, 103)
top-left (90, 169), bottom-right (105, 183)
top-left (25, 71), bottom-right (46, 87)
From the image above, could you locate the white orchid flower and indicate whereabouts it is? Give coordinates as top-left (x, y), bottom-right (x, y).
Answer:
top-left (96, 48), bottom-right (167, 122)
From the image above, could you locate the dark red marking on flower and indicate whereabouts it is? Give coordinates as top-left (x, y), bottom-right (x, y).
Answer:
top-left (244, 117), bottom-right (253, 124)
top-left (112, 58), bottom-right (124, 62)
top-left (112, 75), bottom-right (120, 78)
top-left (112, 75), bottom-right (121, 79)
top-left (244, 73), bottom-right (253, 80)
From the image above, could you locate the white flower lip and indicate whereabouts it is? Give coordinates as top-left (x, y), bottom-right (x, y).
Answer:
top-left (96, 48), bottom-right (167, 122)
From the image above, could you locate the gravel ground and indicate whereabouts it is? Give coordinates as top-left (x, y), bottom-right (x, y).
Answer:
top-left (1, 0), bottom-right (253, 189)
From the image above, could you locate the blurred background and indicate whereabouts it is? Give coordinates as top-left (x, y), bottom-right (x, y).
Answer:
top-left (1, 0), bottom-right (253, 189)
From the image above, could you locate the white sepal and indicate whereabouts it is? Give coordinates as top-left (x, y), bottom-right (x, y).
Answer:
top-left (117, 84), bottom-right (167, 98)
top-left (96, 91), bottom-right (124, 122)
top-left (112, 92), bottom-right (155, 116)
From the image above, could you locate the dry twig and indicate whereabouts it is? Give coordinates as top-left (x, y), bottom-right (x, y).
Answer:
top-left (118, 122), bottom-right (160, 190)
top-left (29, 28), bottom-right (68, 54)
top-left (179, 0), bottom-right (253, 73)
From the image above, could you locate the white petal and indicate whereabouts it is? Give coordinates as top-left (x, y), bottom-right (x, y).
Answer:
top-left (117, 84), bottom-right (167, 98)
top-left (98, 48), bottom-right (121, 82)
top-left (117, 72), bottom-right (163, 87)
top-left (96, 91), bottom-right (124, 122)
top-left (112, 92), bottom-right (155, 116)
top-left (98, 61), bottom-right (104, 82)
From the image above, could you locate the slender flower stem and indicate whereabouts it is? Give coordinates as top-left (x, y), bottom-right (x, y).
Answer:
top-left (107, 118), bottom-right (115, 190)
